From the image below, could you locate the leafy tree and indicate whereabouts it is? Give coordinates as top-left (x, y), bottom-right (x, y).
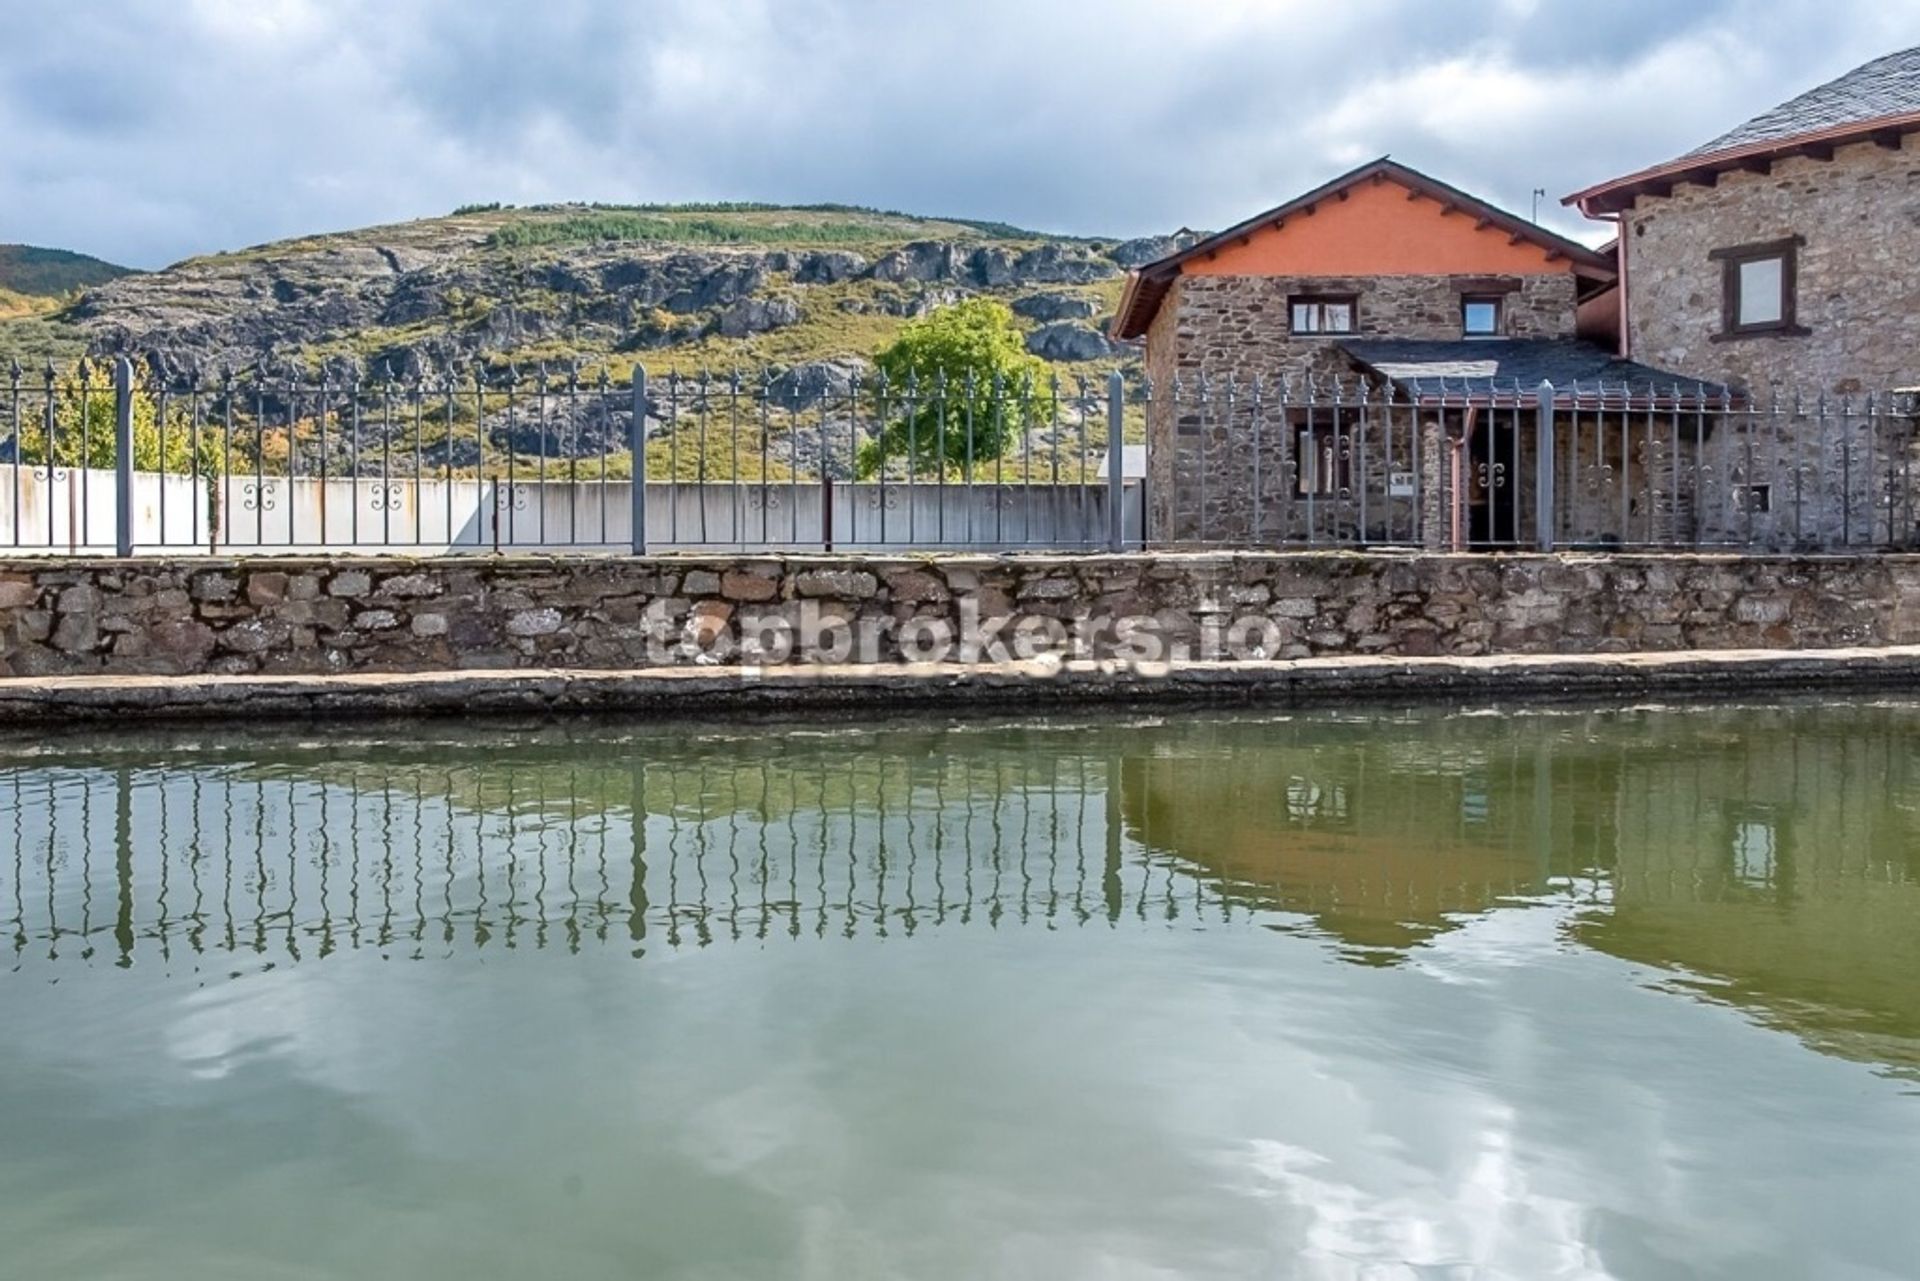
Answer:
top-left (12, 380), bottom-right (230, 533)
top-left (16, 384), bottom-right (225, 476)
top-left (856, 298), bottom-right (1051, 479)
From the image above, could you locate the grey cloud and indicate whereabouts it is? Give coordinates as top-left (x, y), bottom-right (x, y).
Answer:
top-left (1, 0), bottom-right (1917, 267)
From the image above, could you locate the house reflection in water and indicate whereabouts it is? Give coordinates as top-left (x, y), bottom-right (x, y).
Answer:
top-left (1117, 714), bottom-right (1622, 961)
top-left (1116, 706), bottom-right (1920, 1077)
top-left (1575, 713), bottom-right (1920, 1076)
top-left (5, 705), bottom-right (1919, 1078)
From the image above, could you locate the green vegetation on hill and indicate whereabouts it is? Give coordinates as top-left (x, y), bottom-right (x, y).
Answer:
top-left (0, 287), bottom-right (49, 322)
top-left (0, 310), bottom-right (84, 363)
top-left (0, 244), bottom-right (135, 297)
top-left (469, 201), bottom-right (1064, 243)
top-left (486, 214), bottom-right (899, 250)
top-left (0, 203), bottom-right (1145, 402)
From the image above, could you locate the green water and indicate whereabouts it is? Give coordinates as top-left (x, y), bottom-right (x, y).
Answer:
top-left (2, 703), bottom-right (1918, 1280)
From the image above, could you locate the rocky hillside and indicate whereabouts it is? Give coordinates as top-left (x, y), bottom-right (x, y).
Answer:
top-left (2, 205), bottom-right (1196, 386)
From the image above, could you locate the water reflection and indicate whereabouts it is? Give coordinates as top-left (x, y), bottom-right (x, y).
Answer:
top-left (5, 704), bottom-right (1920, 1079)
top-left (1122, 707), bottom-right (1920, 1077)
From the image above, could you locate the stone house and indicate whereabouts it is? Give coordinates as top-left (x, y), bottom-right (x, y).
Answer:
top-left (1111, 158), bottom-right (1719, 549)
top-left (1567, 46), bottom-right (1920, 396)
top-left (1563, 46), bottom-right (1920, 548)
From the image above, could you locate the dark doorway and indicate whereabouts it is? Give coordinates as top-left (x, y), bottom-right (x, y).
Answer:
top-left (1468, 419), bottom-right (1521, 548)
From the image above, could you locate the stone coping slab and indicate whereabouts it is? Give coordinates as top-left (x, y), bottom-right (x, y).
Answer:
top-left (7, 549), bottom-right (1920, 569)
top-left (4, 647), bottom-right (1920, 724)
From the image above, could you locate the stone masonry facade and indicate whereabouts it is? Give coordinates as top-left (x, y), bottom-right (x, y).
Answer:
top-left (0, 552), bottom-right (1915, 678)
top-left (1624, 134), bottom-right (1920, 395)
top-left (1161, 273), bottom-right (1578, 384)
top-left (1619, 136), bottom-right (1920, 550)
top-left (1146, 273), bottom-right (1579, 542)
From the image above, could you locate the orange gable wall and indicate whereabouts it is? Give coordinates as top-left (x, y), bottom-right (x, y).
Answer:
top-left (1183, 178), bottom-right (1571, 278)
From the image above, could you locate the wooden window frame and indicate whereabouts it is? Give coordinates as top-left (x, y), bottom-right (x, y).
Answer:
top-left (1289, 294), bottom-right (1358, 337)
top-left (1710, 235), bottom-right (1808, 340)
top-left (1460, 294), bottom-right (1505, 338)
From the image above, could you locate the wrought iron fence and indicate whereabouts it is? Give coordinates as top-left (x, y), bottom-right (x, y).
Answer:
top-left (1149, 375), bottom-right (1920, 552)
top-left (9, 357), bottom-right (1918, 557)
top-left (0, 358), bottom-right (1143, 555)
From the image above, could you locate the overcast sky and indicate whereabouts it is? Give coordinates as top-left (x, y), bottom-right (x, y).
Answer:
top-left (4, 0), bottom-right (1917, 269)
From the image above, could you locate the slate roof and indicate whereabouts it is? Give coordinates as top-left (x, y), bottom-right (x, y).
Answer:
top-left (1567, 47), bottom-right (1920, 214)
top-left (1338, 339), bottom-right (1725, 404)
top-left (1690, 47), bottom-right (1920, 155)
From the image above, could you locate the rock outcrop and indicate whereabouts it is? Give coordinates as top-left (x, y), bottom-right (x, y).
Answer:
top-left (5, 207), bottom-right (1188, 421)
top-left (1013, 292), bottom-right (1101, 322)
top-left (1025, 323), bottom-right (1116, 362)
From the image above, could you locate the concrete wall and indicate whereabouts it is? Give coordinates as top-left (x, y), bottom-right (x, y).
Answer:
top-left (1623, 134), bottom-right (1920, 395)
top-left (1, 550), bottom-right (1916, 677)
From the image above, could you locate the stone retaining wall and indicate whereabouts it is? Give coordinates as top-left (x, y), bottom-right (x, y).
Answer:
top-left (1, 551), bottom-right (1916, 677)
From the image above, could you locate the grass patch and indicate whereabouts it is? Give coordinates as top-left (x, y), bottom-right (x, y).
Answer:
top-left (515, 201), bottom-right (1073, 242)
top-left (488, 214), bottom-right (921, 251)
top-left (0, 313), bottom-right (87, 365)
top-left (0, 288), bottom-right (58, 322)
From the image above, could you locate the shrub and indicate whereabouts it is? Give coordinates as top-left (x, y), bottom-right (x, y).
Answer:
top-left (855, 298), bottom-right (1051, 478)
top-left (15, 384), bottom-right (223, 477)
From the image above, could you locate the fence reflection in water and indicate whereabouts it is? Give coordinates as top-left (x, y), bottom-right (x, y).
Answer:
top-left (3, 722), bottom-right (1589, 970)
top-left (2, 744), bottom-right (1208, 969)
top-left (7, 705), bottom-right (1920, 1085)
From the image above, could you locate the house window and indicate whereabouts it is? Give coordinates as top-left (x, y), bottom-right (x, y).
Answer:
top-left (1737, 257), bottom-right (1785, 325)
top-left (1723, 803), bottom-right (1790, 891)
top-left (1461, 774), bottom-right (1490, 825)
top-left (1711, 236), bottom-right (1805, 338)
top-left (1290, 295), bottom-right (1356, 335)
top-left (1461, 295), bottom-right (1503, 337)
top-left (1732, 820), bottom-right (1778, 885)
top-left (1294, 417), bottom-right (1351, 496)
top-left (1283, 776), bottom-right (1350, 824)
